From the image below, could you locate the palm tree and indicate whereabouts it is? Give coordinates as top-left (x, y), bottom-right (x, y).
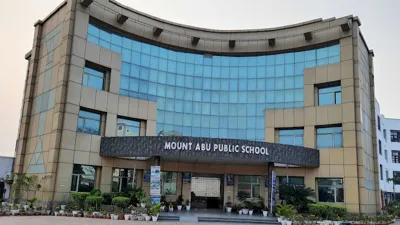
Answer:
top-left (387, 177), bottom-right (400, 202)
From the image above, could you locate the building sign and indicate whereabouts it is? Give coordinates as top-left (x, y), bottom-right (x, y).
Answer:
top-left (164, 142), bottom-right (269, 155)
top-left (270, 170), bottom-right (276, 214)
top-left (182, 173), bottom-right (192, 184)
top-left (100, 136), bottom-right (320, 167)
top-left (150, 166), bottom-right (161, 203)
top-left (226, 174), bottom-right (235, 186)
top-left (143, 170), bottom-right (150, 182)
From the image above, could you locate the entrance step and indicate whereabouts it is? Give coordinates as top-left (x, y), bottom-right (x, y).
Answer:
top-left (198, 216), bottom-right (280, 224)
top-left (180, 215), bottom-right (199, 222)
top-left (158, 215), bottom-right (179, 221)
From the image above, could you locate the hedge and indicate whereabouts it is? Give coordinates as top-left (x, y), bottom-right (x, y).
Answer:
top-left (112, 197), bottom-right (130, 212)
top-left (86, 196), bottom-right (104, 210)
top-left (71, 192), bottom-right (90, 210)
top-left (308, 204), bottom-right (347, 219)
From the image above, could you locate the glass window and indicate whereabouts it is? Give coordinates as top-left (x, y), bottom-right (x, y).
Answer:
top-left (161, 172), bottom-right (177, 195)
top-left (71, 164), bottom-right (96, 192)
top-left (117, 118), bottom-right (140, 136)
top-left (83, 67), bottom-right (105, 90)
top-left (377, 116), bottom-right (381, 131)
top-left (392, 151), bottom-right (400, 163)
top-left (112, 168), bottom-right (138, 192)
top-left (380, 164), bottom-right (383, 180)
top-left (237, 176), bottom-right (260, 199)
top-left (384, 129), bottom-right (387, 141)
top-left (77, 110), bottom-right (101, 135)
top-left (318, 86), bottom-right (341, 106)
top-left (385, 149), bottom-right (388, 161)
top-left (317, 126), bottom-right (342, 148)
top-left (391, 130), bottom-right (400, 142)
top-left (279, 176), bottom-right (304, 185)
top-left (379, 140), bottom-right (382, 155)
top-left (317, 178), bottom-right (344, 203)
top-left (279, 129), bottom-right (304, 146)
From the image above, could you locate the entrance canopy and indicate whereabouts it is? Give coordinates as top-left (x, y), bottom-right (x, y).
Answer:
top-left (100, 136), bottom-right (319, 167)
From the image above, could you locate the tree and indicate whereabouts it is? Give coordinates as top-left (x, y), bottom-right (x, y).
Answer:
top-left (279, 185), bottom-right (315, 212)
top-left (11, 173), bottom-right (50, 203)
top-left (387, 177), bottom-right (400, 202)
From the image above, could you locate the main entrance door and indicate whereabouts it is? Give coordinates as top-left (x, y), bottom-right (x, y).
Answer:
top-left (190, 173), bottom-right (224, 209)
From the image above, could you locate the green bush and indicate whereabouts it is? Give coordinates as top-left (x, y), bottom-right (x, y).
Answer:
top-left (308, 204), bottom-right (347, 220)
top-left (90, 189), bottom-right (101, 196)
top-left (102, 193), bottom-right (113, 205)
top-left (72, 192), bottom-right (90, 210)
top-left (277, 204), bottom-right (296, 218)
top-left (112, 197), bottom-right (130, 213)
top-left (86, 196), bottom-right (104, 210)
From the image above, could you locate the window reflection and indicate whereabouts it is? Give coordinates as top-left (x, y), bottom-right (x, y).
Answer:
top-left (88, 23), bottom-right (340, 141)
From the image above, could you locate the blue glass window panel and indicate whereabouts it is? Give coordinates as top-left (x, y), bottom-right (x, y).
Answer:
top-left (191, 127), bottom-right (200, 136)
top-left (238, 92), bottom-right (247, 103)
top-left (238, 57), bottom-right (247, 67)
top-left (211, 91), bottom-right (220, 103)
top-left (139, 80), bottom-right (148, 93)
top-left (194, 65), bottom-right (203, 76)
top-left (228, 130), bottom-right (237, 139)
top-left (294, 89), bottom-right (304, 102)
top-left (317, 127), bottom-right (342, 134)
top-left (201, 115), bottom-right (210, 127)
top-left (221, 67), bottom-right (229, 78)
top-left (256, 117), bottom-right (264, 129)
top-left (219, 104), bottom-right (229, 116)
top-left (295, 52), bottom-right (305, 62)
top-left (132, 40), bottom-right (141, 52)
top-left (120, 76), bottom-right (129, 90)
top-left (157, 111), bottom-right (165, 123)
top-left (329, 56), bottom-right (340, 64)
top-left (111, 45), bottom-right (122, 53)
top-left (194, 77), bottom-right (202, 89)
top-left (176, 75), bottom-right (184, 87)
top-left (87, 35), bottom-right (99, 44)
top-left (79, 110), bottom-right (101, 120)
top-left (99, 40), bottom-right (110, 49)
top-left (177, 52), bottom-right (185, 62)
top-left (212, 79), bottom-right (220, 90)
top-left (159, 59), bottom-right (167, 71)
top-left (219, 129), bottom-right (228, 138)
top-left (248, 67), bottom-right (257, 78)
top-left (285, 77), bottom-right (295, 89)
top-left (88, 24), bottom-right (100, 37)
top-left (220, 92), bottom-right (229, 103)
top-left (266, 55), bottom-right (275, 65)
top-left (168, 61), bottom-right (177, 73)
top-left (111, 34), bottom-right (122, 46)
top-left (320, 86), bottom-right (341, 93)
top-left (275, 91), bottom-right (284, 103)
top-left (276, 54), bottom-right (284, 65)
top-left (334, 134), bottom-right (342, 147)
top-left (129, 78), bottom-right (139, 91)
top-left (221, 57), bottom-right (229, 66)
top-left (164, 99), bottom-right (174, 112)
top-left (257, 67), bottom-right (266, 78)
top-left (183, 114), bottom-right (192, 126)
top-left (210, 116), bottom-right (219, 128)
top-left (238, 67), bottom-right (247, 78)
top-left (139, 67), bottom-right (149, 80)
top-left (266, 66), bottom-right (275, 77)
top-left (159, 48), bottom-right (167, 59)
top-left (248, 57), bottom-right (257, 66)
top-left (177, 62), bottom-right (185, 74)
top-left (184, 89), bottom-right (193, 101)
top-left (228, 117), bottom-right (238, 129)
top-left (229, 105), bottom-right (238, 116)
top-left (230, 92), bottom-right (238, 103)
top-left (185, 76), bottom-right (193, 88)
top-left (230, 67), bottom-right (239, 78)
top-left (248, 79), bottom-right (257, 91)
top-left (212, 67), bottom-right (220, 78)
top-left (229, 57), bottom-right (238, 66)
top-left (99, 30), bottom-right (111, 42)
top-left (148, 82), bottom-right (157, 95)
top-left (210, 128), bottom-right (218, 137)
top-left (184, 101), bottom-right (192, 113)
top-left (285, 53), bottom-right (294, 64)
top-left (204, 57), bottom-right (212, 66)
top-left (157, 97), bottom-right (165, 109)
top-left (202, 91), bottom-right (211, 102)
top-left (247, 92), bottom-right (256, 103)
top-left (276, 65), bottom-right (284, 77)
top-left (203, 78), bottom-right (211, 90)
top-left (193, 90), bottom-right (202, 102)
top-left (157, 71), bottom-right (166, 83)
top-left (167, 73), bottom-right (175, 85)
top-left (246, 129), bottom-right (256, 140)
top-left (141, 43), bottom-right (150, 54)
top-left (204, 66), bottom-right (212, 77)
top-left (275, 78), bottom-right (284, 90)
top-left (256, 79), bottom-right (265, 91)
top-left (149, 70), bottom-right (158, 82)
top-left (317, 134), bottom-right (333, 148)
top-left (305, 60), bottom-right (316, 69)
top-left (305, 50), bottom-right (316, 61)
top-left (150, 56), bottom-right (159, 69)
top-left (173, 116), bottom-right (183, 127)
top-left (150, 45), bottom-right (159, 56)
top-left (175, 87), bottom-right (184, 100)
top-left (280, 136), bottom-right (293, 145)
top-left (131, 51), bottom-right (141, 65)
top-left (295, 63), bottom-right (305, 75)
top-left (336, 92), bottom-right (342, 104)
top-left (175, 100), bottom-right (183, 113)
top-left (329, 45), bottom-right (340, 57)
top-left (247, 104), bottom-right (256, 116)
top-left (247, 117), bottom-right (256, 129)
top-left (121, 49), bottom-right (131, 63)
top-left (121, 62), bottom-right (130, 76)
top-left (266, 91), bottom-right (275, 103)
top-left (186, 64), bottom-right (194, 75)
top-left (237, 104), bottom-right (247, 116)
top-left (192, 114), bottom-right (201, 127)
top-left (257, 56), bottom-right (266, 66)
top-left (238, 117), bottom-right (246, 129)
top-left (317, 47), bottom-right (328, 59)
top-left (221, 79), bottom-right (229, 91)
top-left (266, 78), bottom-right (275, 90)
top-left (182, 127), bottom-right (191, 136)
top-left (285, 90), bottom-right (295, 102)
top-left (230, 80), bottom-right (238, 91)
top-left (256, 130), bottom-right (264, 140)
top-left (317, 58), bottom-right (329, 66)
top-left (166, 86), bottom-right (175, 98)
top-left (168, 50), bottom-right (177, 61)
top-left (295, 76), bottom-right (304, 89)
top-left (319, 93), bottom-right (334, 105)
top-left (209, 103), bottom-right (219, 116)
top-left (285, 64), bottom-right (295, 76)
top-left (239, 79), bottom-right (247, 91)
top-left (201, 128), bottom-right (210, 137)
top-left (164, 111), bottom-right (173, 124)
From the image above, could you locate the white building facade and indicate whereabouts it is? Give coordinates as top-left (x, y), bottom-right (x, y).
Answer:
top-left (376, 100), bottom-right (400, 206)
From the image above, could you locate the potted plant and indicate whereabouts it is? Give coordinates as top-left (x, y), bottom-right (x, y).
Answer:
top-left (186, 200), bottom-right (191, 211)
top-left (277, 205), bottom-right (296, 225)
top-left (150, 203), bottom-right (161, 222)
top-left (85, 195), bottom-right (103, 215)
top-left (160, 202), bottom-right (165, 211)
top-left (262, 206), bottom-right (269, 217)
top-left (237, 191), bottom-right (249, 214)
top-left (176, 195), bottom-right (184, 210)
top-left (248, 200), bottom-right (254, 215)
top-left (111, 196), bottom-right (130, 220)
top-left (145, 207), bottom-right (152, 221)
top-left (225, 201), bottom-right (232, 212)
top-left (168, 202), bottom-right (174, 212)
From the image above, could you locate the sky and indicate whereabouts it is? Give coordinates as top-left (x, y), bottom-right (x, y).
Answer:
top-left (0, 0), bottom-right (399, 157)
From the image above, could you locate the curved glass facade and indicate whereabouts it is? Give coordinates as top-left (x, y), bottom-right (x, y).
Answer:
top-left (87, 24), bottom-right (340, 141)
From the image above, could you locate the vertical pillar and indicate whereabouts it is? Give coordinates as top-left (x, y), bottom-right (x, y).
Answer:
top-left (268, 162), bottom-right (276, 214)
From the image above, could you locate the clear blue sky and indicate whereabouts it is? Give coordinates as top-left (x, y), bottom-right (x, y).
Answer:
top-left (0, 0), bottom-right (398, 156)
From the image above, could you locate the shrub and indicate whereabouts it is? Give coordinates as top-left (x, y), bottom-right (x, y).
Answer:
top-left (90, 189), bottom-right (101, 196)
top-left (276, 204), bottom-right (296, 218)
top-left (279, 185), bottom-right (315, 212)
top-left (72, 192), bottom-right (90, 210)
top-left (102, 193), bottom-right (113, 205)
top-left (112, 197), bottom-right (130, 213)
top-left (308, 204), bottom-right (347, 220)
top-left (86, 196), bottom-right (104, 210)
